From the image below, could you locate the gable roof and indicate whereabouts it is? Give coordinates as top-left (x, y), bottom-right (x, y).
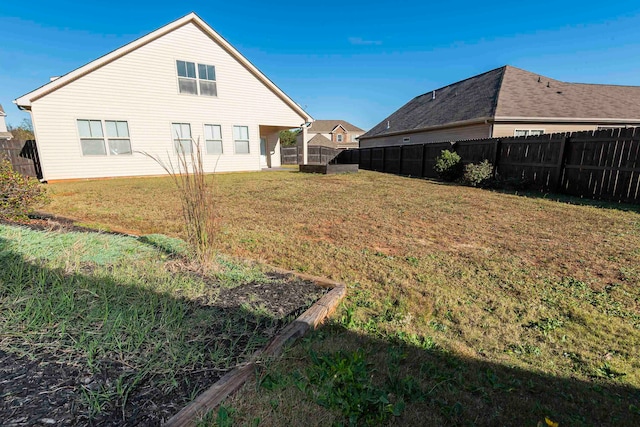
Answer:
top-left (308, 120), bottom-right (364, 133)
top-left (14, 12), bottom-right (311, 121)
top-left (307, 134), bottom-right (335, 147)
top-left (362, 65), bottom-right (640, 139)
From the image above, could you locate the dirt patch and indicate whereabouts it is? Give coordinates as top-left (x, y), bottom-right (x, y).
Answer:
top-left (0, 217), bottom-right (327, 426)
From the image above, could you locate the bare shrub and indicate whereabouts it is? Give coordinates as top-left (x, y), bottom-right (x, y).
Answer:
top-left (140, 140), bottom-right (218, 264)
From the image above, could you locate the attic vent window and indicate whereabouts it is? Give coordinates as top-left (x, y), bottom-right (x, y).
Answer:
top-left (177, 60), bottom-right (217, 97)
top-left (403, 137), bottom-right (411, 143)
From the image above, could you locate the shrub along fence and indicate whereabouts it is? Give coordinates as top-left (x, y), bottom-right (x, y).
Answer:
top-left (0, 139), bottom-right (42, 180)
top-left (280, 146), bottom-right (344, 165)
top-left (336, 128), bottom-right (640, 204)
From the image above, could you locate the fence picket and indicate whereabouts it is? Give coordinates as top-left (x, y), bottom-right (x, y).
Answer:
top-left (337, 129), bottom-right (640, 204)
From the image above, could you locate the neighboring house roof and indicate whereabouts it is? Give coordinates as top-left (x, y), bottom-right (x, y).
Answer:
top-left (308, 120), bottom-right (364, 133)
top-left (14, 12), bottom-right (312, 122)
top-left (362, 65), bottom-right (640, 139)
top-left (307, 134), bottom-right (335, 147)
top-left (0, 104), bottom-right (5, 115)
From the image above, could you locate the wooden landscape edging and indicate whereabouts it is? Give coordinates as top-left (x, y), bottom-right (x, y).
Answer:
top-left (163, 269), bottom-right (347, 427)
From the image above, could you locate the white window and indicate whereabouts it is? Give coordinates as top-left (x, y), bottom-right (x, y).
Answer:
top-left (176, 60), bottom-right (197, 95)
top-left (233, 125), bottom-right (250, 154)
top-left (204, 124), bottom-right (223, 154)
top-left (172, 123), bottom-right (192, 154)
top-left (77, 119), bottom-right (106, 155)
top-left (514, 129), bottom-right (544, 137)
top-left (78, 119), bottom-right (132, 156)
top-left (105, 120), bottom-right (131, 155)
top-left (198, 64), bottom-right (217, 96)
top-left (336, 134), bottom-right (343, 143)
top-left (176, 60), bottom-right (217, 96)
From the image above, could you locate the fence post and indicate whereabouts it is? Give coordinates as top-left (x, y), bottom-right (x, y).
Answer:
top-left (553, 135), bottom-right (570, 192)
top-left (492, 139), bottom-right (501, 179)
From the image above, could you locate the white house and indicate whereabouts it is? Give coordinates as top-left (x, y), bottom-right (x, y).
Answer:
top-left (295, 120), bottom-right (364, 149)
top-left (14, 13), bottom-right (312, 181)
top-left (0, 105), bottom-right (13, 140)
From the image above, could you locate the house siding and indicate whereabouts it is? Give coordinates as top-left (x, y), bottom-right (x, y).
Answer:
top-left (491, 123), bottom-right (633, 137)
top-left (359, 124), bottom-right (491, 148)
top-left (30, 23), bottom-right (305, 180)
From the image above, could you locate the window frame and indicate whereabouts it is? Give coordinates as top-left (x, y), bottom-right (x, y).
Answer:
top-left (77, 119), bottom-right (106, 156)
top-left (204, 124), bottom-right (223, 155)
top-left (336, 134), bottom-right (344, 143)
top-left (514, 129), bottom-right (545, 137)
top-left (77, 119), bottom-right (133, 156)
top-left (233, 125), bottom-right (250, 154)
top-left (104, 120), bottom-right (132, 155)
top-left (171, 123), bottom-right (193, 155)
top-left (176, 60), bottom-right (217, 97)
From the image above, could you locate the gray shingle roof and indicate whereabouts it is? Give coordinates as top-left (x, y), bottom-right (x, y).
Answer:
top-left (308, 120), bottom-right (364, 133)
top-left (495, 66), bottom-right (640, 119)
top-left (362, 65), bottom-right (640, 139)
top-left (307, 134), bottom-right (335, 147)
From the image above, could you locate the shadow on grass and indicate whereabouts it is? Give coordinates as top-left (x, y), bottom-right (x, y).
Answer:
top-left (2, 230), bottom-right (639, 426)
top-left (496, 188), bottom-right (640, 213)
top-left (421, 177), bottom-right (640, 213)
top-left (0, 236), bottom-right (301, 426)
top-left (239, 321), bottom-right (640, 427)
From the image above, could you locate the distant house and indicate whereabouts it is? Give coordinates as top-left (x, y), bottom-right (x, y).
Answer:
top-left (298, 120), bottom-right (364, 150)
top-left (359, 65), bottom-right (640, 148)
top-left (14, 13), bottom-right (312, 181)
top-left (0, 105), bottom-right (13, 140)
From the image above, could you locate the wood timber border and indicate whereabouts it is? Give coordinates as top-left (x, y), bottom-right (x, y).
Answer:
top-left (163, 268), bottom-right (347, 427)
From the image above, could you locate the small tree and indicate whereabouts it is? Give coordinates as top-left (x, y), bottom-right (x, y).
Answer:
top-left (8, 118), bottom-right (35, 141)
top-left (434, 150), bottom-right (463, 181)
top-left (0, 158), bottom-right (48, 220)
top-left (279, 129), bottom-right (299, 147)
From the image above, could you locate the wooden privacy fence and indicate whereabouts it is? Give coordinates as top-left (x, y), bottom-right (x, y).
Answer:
top-left (280, 146), bottom-right (344, 165)
top-left (0, 139), bottom-right (42, 179)
top-left (336, 128), bottom-right (640, 204)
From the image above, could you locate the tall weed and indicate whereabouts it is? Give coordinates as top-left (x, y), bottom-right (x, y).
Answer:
top-left (139, 139), bottom-right (218, 264)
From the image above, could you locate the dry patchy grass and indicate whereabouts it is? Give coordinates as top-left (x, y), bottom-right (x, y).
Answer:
top-left (45, 170), bottom-right (640, 425)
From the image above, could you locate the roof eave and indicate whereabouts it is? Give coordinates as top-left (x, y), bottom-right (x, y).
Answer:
top-left (360, 117), bottom-right (493, 140)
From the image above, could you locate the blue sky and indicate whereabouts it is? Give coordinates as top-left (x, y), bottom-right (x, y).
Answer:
top-left (2, 1), bottom-right (640, 130)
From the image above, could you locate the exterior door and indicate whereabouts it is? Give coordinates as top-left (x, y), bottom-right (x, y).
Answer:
top-left (259, 137), bottom-right (268, 167)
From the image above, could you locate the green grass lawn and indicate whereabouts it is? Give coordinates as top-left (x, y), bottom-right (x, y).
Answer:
top-left (0, 224), bottom-right (322, 424)
top-left (42, 170), bottom-right (640, 426)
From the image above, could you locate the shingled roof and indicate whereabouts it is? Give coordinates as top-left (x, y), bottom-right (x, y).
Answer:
top-left (308, 120), bottom-right (364, 133)
top-left (362, 65), bottom-right (640, 139)
top-left (307, 134), bottom-right (335, 147)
